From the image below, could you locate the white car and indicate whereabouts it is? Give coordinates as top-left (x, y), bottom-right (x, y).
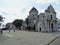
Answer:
top-left (0, 24), bottom-right (6, 30)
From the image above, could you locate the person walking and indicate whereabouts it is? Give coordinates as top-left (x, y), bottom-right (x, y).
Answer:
top-left (9, 29), bottom-right (10, 33)
top-left (1, 30), bottom-right (3, 34)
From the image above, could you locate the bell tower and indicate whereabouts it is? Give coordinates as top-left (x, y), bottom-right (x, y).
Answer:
top-left (29, 7), bottom-right (38, 30)
top-left (45, 5), bottom-right (57, 32)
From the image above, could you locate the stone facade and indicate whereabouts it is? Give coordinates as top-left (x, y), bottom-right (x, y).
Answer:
top-left (21, 5), bottom-right (57, 32)
top-left (21, 21), bottom-right (27, 30)
top-left (37, 5), bottom-right (57, 32)
top-left (27, 7), bottom-right (38, 30)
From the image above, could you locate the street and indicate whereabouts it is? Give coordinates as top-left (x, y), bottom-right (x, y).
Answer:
top-left (0, 30), bottom-right (60, 45)
top-left (49, 37), bottom-right (60, 45)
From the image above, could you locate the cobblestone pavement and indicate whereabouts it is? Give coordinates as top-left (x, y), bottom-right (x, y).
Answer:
top-left (0, 30), bottom-right (60, 45)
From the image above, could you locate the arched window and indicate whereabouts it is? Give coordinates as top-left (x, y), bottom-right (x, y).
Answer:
top-left (51, 15), bottom-right (52, 20)
top-left (51, 23), bottom-right (53, 29)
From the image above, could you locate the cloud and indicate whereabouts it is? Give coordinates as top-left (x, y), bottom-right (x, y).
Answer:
top-left (0, 0), bottom-right (34, 24)
top-left (0, 6), bottom-right (34, 24)
top-left (0, 8), bottom-right (28, 24)
top-left (34, 0), bottom-right (60, 4)
top-left (0, 0), bottom-right (29, 7)
top-left (0, 0), bottom-right (60, 24)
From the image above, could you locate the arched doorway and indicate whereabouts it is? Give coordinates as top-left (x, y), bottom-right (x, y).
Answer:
top-left (51, 23), bottom-right (54, 32)
top-left (33, 24), bottom-right (35, 30)
top-left (28, 26), bottom-right (31, 30)
top-left (40, 27), bottom-right (41, 32)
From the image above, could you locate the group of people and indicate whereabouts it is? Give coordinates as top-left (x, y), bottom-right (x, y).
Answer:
top-left (0, 29), bottom-right (15, 35)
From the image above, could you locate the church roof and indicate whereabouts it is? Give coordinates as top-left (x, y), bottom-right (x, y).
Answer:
top-left (45, 5), bottom-right (56, 14)
top-left (29, 7), bottom-right (38, 13)
top-left (31, 7), bottom-right (37, 10)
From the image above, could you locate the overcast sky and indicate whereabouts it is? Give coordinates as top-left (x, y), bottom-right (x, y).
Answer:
top-left (0, 0), bottom-right (60, 24)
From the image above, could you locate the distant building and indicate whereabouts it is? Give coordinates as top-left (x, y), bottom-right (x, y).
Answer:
top-left (21, 5), bottom-right (57, 32)
top-left (6, 23), bottom-right (16, 30)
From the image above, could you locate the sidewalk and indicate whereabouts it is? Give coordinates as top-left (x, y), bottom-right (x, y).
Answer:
top-left (0, 30), bottom-right (60, 45)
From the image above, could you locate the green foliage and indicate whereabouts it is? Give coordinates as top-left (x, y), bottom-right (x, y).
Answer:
top-left (0, 15), bottom-right (4, 22)
top-left (13, 19), bottom-right (23, 28)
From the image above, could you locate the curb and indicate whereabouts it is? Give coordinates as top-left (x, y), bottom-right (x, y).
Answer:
top-left (46, 34), bottom-right (60, 45)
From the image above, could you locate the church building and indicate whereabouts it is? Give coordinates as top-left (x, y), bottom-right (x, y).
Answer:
top-left (21, 5), bottom-right (57, 32)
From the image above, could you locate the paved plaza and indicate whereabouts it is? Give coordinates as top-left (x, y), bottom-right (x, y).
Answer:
top-left (0, 30), bottom-right (60, 45)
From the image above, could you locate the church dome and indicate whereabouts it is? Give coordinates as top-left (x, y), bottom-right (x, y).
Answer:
top-left (45, 5), bottom-right (56, 14)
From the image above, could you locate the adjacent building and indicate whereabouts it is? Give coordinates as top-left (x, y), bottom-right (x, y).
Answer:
top-left (37, 5), bottom-right (57, 32)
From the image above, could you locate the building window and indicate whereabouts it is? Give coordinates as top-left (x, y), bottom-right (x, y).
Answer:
top-left (51, 15), bottom-right (52, 20)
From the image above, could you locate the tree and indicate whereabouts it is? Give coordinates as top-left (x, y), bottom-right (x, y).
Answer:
top-left (25, 18), bottom-right (31, 30)
top-left (12, 19), bottom-right (23, 29)
top-left (0, 15), bottom-right (5, 25)
top-left (0, 15), bottom-right (4, 22)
